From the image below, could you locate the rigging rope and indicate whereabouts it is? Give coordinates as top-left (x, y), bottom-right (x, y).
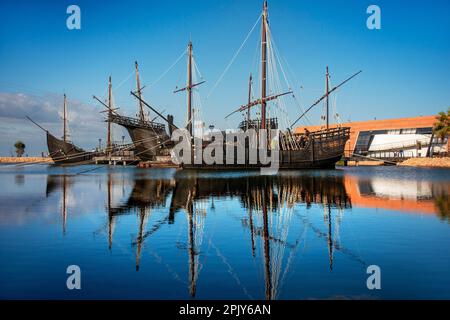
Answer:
top-left (269, 29), bottom-right (312, 126)
top-left (207, 14), bottom-right (262, 99)
top-left (148, 49), bottom-right (186, 89)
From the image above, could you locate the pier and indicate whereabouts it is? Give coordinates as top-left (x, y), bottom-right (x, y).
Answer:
top-left (93, 155), bottom-right (138, 165)
top-left (136, 156), bottom-right (179, 168)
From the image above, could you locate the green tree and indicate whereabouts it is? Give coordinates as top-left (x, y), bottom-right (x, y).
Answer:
top-left (433, 107), bottom-right (450, 140)
top-left (14, 141), bottom-right (25, 157)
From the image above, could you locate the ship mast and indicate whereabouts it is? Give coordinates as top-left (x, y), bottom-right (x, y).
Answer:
top-left (107, 76), bottom-right (113, 153)
top-left (326, 66), bottom-right (330, 129)
top-left (173, 41), bottom-right (205, 136)
top-left (247, 74), bottom-right (252, 128)
top-left (260, 1), bottom-right (268, 130)
top-left (227, 1), bottom-right (291, 127)
top-left (135, 61), bottom-right (146, 122)
top-left (63, 94), bottom-right (68, 142)
top-left (290, 69), bottom-right (362, 129)
top-left (187, 42), bottom-right (193, 136)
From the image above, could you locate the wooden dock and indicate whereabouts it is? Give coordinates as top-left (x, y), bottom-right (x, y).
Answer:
top-left (93, 155), bottom-right (138, 165)
top-left (137, 161), bottom-right (179, 168)
top-left (137, 156), bottom-right (179, 168)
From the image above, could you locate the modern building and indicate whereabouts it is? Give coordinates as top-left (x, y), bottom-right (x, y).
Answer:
top-left (295, 115), bottom-right (448, 158)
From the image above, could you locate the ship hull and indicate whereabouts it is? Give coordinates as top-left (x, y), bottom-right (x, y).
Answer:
top-left (181, 155), bottom-right (342, 170)
top-left (180, 127), bottom-right (350, 170)
top-left (124, 126), bottom-right (169, 161)
top-left (110, 114), bottom-right (172, 161)
top-left (47, 132), bottom-right (94, 165)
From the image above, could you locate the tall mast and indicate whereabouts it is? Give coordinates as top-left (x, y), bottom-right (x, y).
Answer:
top-left (173, 41), bottom-right (204, 136)
top-left (135, 61), bottom-right (146, 122)
top-left (326, 66), bottom-right (330, 129)
top-left (63, 93), bottom-right (68, 142)
top-left (260, 1), bottom-right (268, 130)
top-left (187, 41), bottom-right (193, 136)
top-left (107, 76), bottom-right (112, 152)
top-left (247, 74), bottom-right (252, 126)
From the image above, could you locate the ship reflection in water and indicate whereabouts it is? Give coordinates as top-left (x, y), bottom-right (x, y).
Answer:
top-left (0, 166), bottom-right (449, 299)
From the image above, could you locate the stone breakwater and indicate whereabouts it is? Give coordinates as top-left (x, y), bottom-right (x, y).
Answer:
top-left (0, 157), bottom-right (54, 163)
top-left (399, 157), bottom-right (450, 168)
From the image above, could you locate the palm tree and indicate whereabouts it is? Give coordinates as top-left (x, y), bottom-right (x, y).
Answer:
top-left (14, 141), bottom-right (26, 157)
top-left (433, 108), bottom-right (450, 155)
top-left (433, 108), bottom-right (450, 138)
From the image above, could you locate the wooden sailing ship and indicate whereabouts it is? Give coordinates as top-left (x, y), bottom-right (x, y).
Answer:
top-left (156, 1), bottom-right (358, 170)
top-left (103, 62), bottom-right (175, 161)
top-left (27, 94), bottom-right (95, 165)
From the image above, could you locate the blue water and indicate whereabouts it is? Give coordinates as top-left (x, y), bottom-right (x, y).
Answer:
top-left (0, 164), bottom-right (449, 299)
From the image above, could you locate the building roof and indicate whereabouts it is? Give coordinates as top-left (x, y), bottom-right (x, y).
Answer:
top-left (294, 115), bottom-right (436, 133)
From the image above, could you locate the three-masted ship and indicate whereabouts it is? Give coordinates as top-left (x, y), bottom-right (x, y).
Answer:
top-left (166, 1), bottom-right (356, 170)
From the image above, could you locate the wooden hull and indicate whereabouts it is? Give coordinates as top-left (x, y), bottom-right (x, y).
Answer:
top-left (47, 132), bottom-right (94, 165)
top-left (181, 127), bottom-right (350, 170)
top-left (124, 126), bottom-right (169, 161)
top-left (181, 155), bottom-right (342, 170)
top-left (110, 114), bottom-right (172, 161)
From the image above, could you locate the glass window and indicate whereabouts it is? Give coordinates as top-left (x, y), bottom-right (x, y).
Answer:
top-left (401, 128), bottom-right (415, 134)
top-left (354, 131), bottom-right (373, 153)
top-left (416, 127), bottom-right (432, 134)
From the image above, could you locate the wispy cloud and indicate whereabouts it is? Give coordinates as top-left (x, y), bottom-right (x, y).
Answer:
top-left (0, 92), bottom-right (129, 155)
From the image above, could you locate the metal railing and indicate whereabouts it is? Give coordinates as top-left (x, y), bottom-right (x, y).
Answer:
top-left (110, 114), bottom-right (165, 131)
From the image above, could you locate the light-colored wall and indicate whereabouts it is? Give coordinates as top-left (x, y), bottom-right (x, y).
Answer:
top-left (369, 134), bottom-right (430, 151)
top-left (295, 115), bottom-right (438, 156)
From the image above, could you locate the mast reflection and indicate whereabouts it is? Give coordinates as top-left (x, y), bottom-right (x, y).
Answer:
top-left (46, 175), bottom-right (72, 235)
top-left (51, 170), bottom-right (445, 299)
top-left (100, 171), bottom-right (353, 298)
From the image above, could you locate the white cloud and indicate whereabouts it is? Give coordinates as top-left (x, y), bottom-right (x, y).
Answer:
top-left (0, 92), bottom-right (129, 155)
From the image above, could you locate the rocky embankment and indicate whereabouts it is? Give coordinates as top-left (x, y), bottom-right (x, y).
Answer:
top-left (399, 157), bottom-right (450, 168)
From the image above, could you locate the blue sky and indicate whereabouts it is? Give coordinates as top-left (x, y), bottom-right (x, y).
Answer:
top-left (0, 0), bottom-right (449, 155)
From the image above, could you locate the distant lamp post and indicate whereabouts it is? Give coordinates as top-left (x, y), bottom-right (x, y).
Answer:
top-left (98, 138), bottom-right (102, 150)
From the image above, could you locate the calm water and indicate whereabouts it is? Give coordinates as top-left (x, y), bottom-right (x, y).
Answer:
top-left (0, 164), bottom-right (449, 299)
